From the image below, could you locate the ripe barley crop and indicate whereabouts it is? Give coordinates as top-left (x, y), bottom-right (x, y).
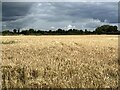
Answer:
top-left (0, 35), bottom-right (118, 88)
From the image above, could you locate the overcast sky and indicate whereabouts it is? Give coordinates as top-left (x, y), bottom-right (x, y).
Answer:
top-left (2, 2), bottom-right (118, 31)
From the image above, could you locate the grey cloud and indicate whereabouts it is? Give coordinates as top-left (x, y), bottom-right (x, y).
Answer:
top-left (2, 2), bottom-right (118, 30)
top-left (50, 2), bottom-right (118, 23)
top-left (2, 2), bottom-right (34, 21)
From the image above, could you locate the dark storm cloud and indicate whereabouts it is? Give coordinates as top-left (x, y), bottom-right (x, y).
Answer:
top-left (2, 2), bottom-right (118, 30)
top-left (2, 2), bottom-right (33, 21)
top-left (47, 2), bottom-right (118, 23)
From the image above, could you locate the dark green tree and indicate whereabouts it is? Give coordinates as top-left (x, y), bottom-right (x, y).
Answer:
top-left (18, 28), bottom-right (20, 34)
top-left (13, 29), bottom-right (17, 34)
top-left (85, 29), bottom-right (88, 34)
top-left (95, 25), bottom-right (118, 34)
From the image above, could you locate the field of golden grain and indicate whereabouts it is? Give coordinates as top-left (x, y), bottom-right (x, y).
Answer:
top-left (0, 35), bottom-right (119, 88)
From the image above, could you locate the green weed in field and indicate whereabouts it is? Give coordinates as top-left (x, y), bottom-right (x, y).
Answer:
top-left (1, 41), bottom-right (16, 44)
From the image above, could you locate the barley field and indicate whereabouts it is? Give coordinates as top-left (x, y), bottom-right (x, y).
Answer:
top-left (0, 35), bottom-right (119, 88)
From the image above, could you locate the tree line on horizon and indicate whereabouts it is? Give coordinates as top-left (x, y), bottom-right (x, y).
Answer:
top-left (1, 25), bottom-right (120, 35)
